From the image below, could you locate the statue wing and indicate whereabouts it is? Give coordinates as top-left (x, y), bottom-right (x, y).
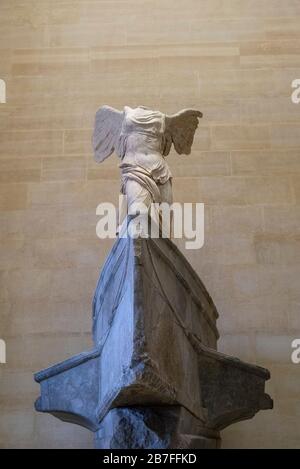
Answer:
top-left (93, 105), bottom-right (124, 162)
top-left (163, 109), bottom-right (203, 156)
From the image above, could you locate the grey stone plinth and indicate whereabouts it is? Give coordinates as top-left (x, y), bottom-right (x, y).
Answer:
top-left (34, 235), bottom-right (273, 448)
top-left (94, 406), bottom-right (220, 449)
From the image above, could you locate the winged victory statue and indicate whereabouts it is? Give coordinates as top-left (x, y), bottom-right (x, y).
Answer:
top-left (92, 105), bottom-right (203, 232)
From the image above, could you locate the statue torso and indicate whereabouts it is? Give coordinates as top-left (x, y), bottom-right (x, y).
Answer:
top-left (119, 106), bottom-right (172, 185)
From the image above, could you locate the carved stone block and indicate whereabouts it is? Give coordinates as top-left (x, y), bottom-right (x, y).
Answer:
top-left (34, 236), bottom-right (272, 448)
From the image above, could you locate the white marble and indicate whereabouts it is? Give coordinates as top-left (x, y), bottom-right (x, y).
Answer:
top-left (93, 105), bottom-right (203, 217)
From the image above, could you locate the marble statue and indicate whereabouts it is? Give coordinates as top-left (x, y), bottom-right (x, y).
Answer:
top-left (33, 104), bottom-right (273, 450)
top-left (93, 105), bottom-right (202, 220)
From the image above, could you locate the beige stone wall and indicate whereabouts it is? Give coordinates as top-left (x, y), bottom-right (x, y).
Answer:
top-left (0, 0), bottom-right (299, 448)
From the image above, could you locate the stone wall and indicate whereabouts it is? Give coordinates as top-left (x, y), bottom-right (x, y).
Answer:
top-left (0, 0), bottom-right (299, 448)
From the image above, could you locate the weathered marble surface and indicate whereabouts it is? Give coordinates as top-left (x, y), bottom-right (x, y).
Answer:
top-left (34, 234), bottom-right (273, 448)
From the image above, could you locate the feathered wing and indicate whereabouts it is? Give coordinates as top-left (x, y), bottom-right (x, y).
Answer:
top-left (93, 105), bottom-right (124, 162)
top-left (163, 109), bottom-right (203, 156)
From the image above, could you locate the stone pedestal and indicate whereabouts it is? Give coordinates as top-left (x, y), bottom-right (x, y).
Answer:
top-left (95, 406), bottom-right (220, 449)
top-left (34, 235), bottom-right (273, 449)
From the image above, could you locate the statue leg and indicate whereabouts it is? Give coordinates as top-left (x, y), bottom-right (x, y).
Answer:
top-left (158, 179), bottom-right (173, 205)
top-left (119, 179), bottom-right (173, 237)
top-left (126, 180), bottom-right (152, 212)
top-left (118, 180), bottom-right (152, 234)
top-left (158, 179), bottom-right (173, 237)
